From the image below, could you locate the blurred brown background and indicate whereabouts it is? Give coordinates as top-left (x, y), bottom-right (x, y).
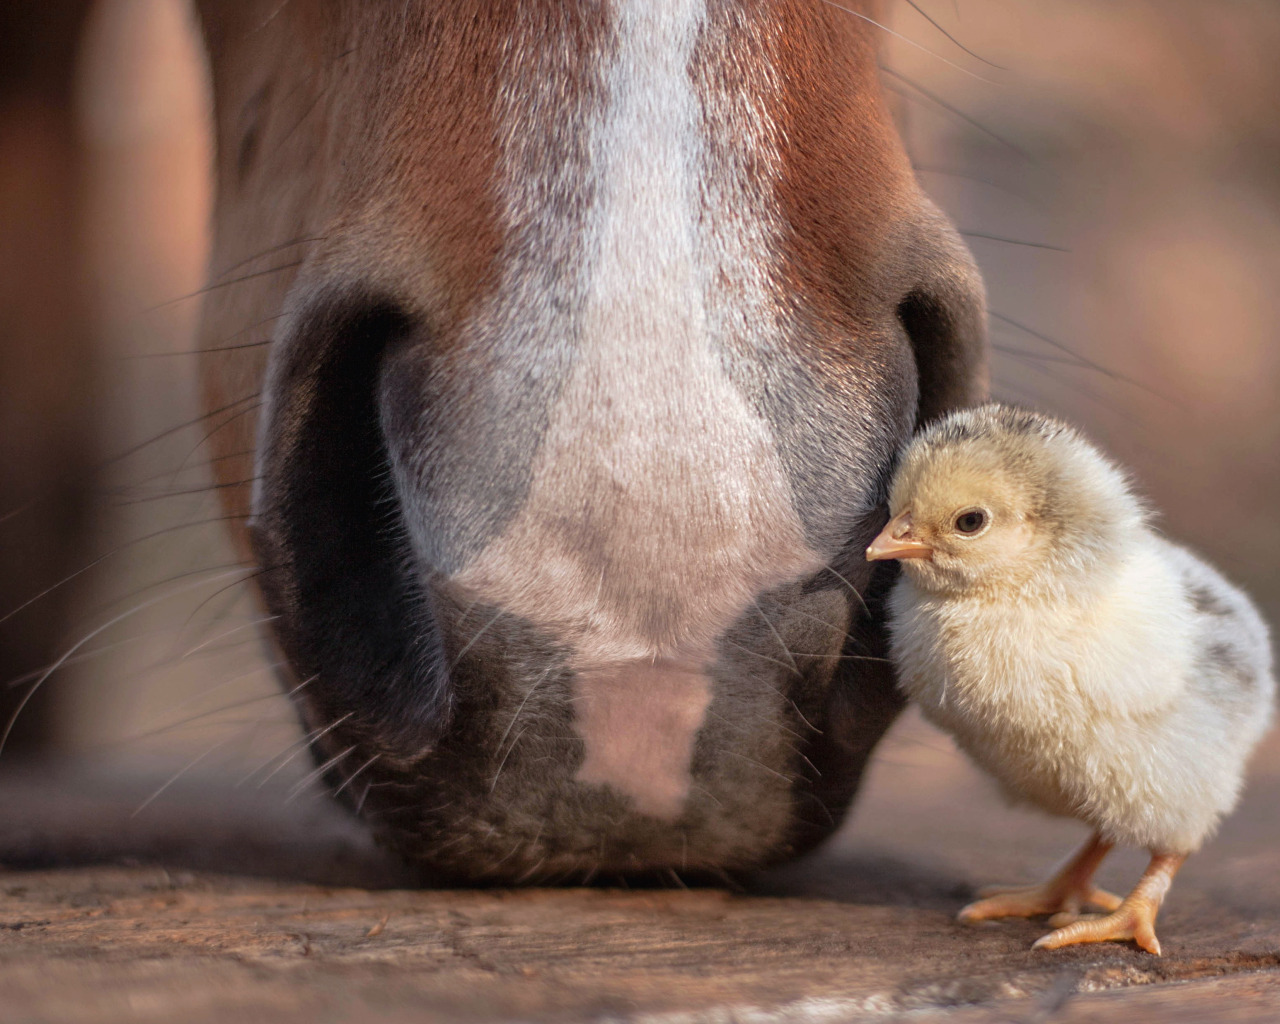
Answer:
top-left (2, 7), bottom-right (1279, 1020)
top-left (2, 0), bottom-right (1278, 791)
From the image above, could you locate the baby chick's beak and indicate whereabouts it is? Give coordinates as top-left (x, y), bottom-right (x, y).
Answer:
top-left (866, 511), bottom-right (934, 562)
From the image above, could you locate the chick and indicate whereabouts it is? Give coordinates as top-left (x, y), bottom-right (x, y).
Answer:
top-left (867, 403), bottom-right (1275, 954)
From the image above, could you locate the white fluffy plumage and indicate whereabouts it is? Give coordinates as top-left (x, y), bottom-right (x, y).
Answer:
top-left (868, 403), bottom-right (1275, 953)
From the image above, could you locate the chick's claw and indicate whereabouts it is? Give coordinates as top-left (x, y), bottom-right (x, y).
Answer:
top-left (1033, 904), bottom-right (1162, 956)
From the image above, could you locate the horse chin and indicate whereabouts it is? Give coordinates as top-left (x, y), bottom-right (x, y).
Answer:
top-left (256, 539), bottom-right (903, 883)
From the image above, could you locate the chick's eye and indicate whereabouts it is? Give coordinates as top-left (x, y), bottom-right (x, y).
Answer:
top-left (954, 509), bottom-right (988, 535)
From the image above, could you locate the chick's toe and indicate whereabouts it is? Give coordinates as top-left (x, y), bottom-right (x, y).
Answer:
top-left (1032, 851), bottom-right (1184, 956)
top-left (960, 882), bottom-right (1121, 925)
top-left (959, 832), bottom-right (1120, 925)
top-left (1033, 906), bottom-right (1162, 956)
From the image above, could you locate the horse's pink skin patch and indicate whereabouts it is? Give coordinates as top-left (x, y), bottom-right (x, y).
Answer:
top-left (572, 660), bottom-right (713, 819)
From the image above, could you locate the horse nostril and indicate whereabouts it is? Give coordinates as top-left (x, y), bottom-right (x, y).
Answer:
top-left (895, 214), bottom-right (989, 427)
top-left (253, 290), bottom-right (453, 749)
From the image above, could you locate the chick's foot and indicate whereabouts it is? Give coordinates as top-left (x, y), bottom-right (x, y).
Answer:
top-left (959, 832), bottom-right (1121, 926)
top-left (1032, 851), bottom-right (1185, 956)
top-left (960, 883), bottom-right (1122, 926)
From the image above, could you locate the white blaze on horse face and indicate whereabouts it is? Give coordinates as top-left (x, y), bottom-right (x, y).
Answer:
top-left (452, 0), bottom-right (823, 819)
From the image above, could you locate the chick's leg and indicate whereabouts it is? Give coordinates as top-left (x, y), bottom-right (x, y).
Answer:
top-left (1033, 851), bottom-right (1185, 956)
top-left (959, 832), bottom-right (1123, 926)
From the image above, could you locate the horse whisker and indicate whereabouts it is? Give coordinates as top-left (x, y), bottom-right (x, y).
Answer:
top-left (254, 711), bottom-right (353, 789)
top-left (181, 616), bottom-right (279, 659)
top-left (751, 598), bottom-right (800, 675)
top-left (332, 753), bottom-right (381, 798)
top-left (286, 745), bottom-right (356, 803)
top-left (823, 563), bottom-right (873, 622)
top-left (821, 0), bottom-right (1001, 84)
top-left (0, 567), bottom-right (260, 757)
top-left (899, 0), bottom-right (1006, 69)
top-left (131, 732), bottom-right (245, 817)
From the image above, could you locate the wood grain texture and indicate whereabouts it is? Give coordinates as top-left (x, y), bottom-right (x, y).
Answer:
top-left (3, 714), bottom-right (1278, 1022)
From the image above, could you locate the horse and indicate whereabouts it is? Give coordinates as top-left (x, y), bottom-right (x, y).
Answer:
top-left (9, 0), bottom-right (988, 883)
top-left (193, 0), bottom-right (987, 882)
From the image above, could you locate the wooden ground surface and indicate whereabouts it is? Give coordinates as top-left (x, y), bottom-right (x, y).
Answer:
top-left (3, 711), bottom-right (1278, 1023)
